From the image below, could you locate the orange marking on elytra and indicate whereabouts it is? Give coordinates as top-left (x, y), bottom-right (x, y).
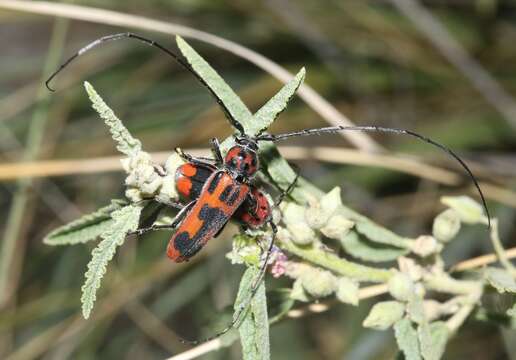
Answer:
top-left (167, 171), bottom-right (249, 262)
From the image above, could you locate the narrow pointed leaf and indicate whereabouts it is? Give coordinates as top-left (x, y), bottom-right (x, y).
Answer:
top-left (44, 200), bottom-right (127, 246)
top-left (176, 36), bottom-right (253, 133)
top-left (363, 300), bottom-right (405, 330)
top-left (394, 318), bottom-right (422, 360)
top-left (339, 207), bottom-right (413, 249)
top-left (84, 82), bottom-right (141, 156)
top-left (418, 321), bottom-right (449, 360)
top-left (235, 267), bottom-right (270, 360)
top-left (485, 267), bottom-right (516, 293)
top-left (341, 231), bottom-right (409, 262)
top-left (253, 68), bottom-right (305, 135)
top-left (81, 204), bottom-right (142, 319)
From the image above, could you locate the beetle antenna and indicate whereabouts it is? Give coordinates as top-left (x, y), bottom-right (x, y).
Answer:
top-left (179, 221), bottom-right (278, 346)
top-left (257, 125), bottom-right (491, 228)
top-left (179, 170), bottom-right (299, 345)
top-left (46, 32), bottom-right (246, 134)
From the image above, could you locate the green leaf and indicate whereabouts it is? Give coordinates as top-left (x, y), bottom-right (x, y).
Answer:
top-left (394, 318), bottom-right (422, 360)
top-left (341, 231), bottom-right (409, 262)
top-left (441, 196), bottom-right (486, 224)
top-left (485, 267), bottom-right (516, 293)
top-left (407, 296), bottom-right (426, 325)
top-left (432, 209), bottom-right (461, 243)
top-left (418, 321), bottom-right (449, 360)
top-left (339, 207), bottom-right (413, 249)
top-left (176, 36), bottom-right (254, 133)
top-left (253, 68), bottom-right (305, 135)
top-left (84, 82), bottom-right (141, 157)
top-left (474, 307), bottom-right (516, 328)
top-left (235, 267), bottom-right (270, 360)
top-left (336, 277), bottom-right (359, 306)
top-left (363, 300), bottom-right (405, 330)
top-left (44, 200), bottom-right (127, 246)
top-left (81, 204), bottom-right (142, 319)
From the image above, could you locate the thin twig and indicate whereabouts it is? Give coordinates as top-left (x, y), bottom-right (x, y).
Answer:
top-left (489, 219), bottom-right (516, 275)
top-left (390, 0), bottom-right (516, 129)
top-left (451, 247), bottom-right (516, 272)
top-left (2, 146), bottom-right (515, 207)
top-left (125, 300), bottom-right (185, 354)
top-left (165, 339), bottom-right (223, 360)
top-left (167, 246), bottom-right (516, 360)
top-left (0, 0), bottom-right (381, 152)
top-left (0, 17), bottom-right (70, 309)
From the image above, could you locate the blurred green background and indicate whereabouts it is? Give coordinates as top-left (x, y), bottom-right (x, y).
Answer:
top-left (1, 0), bottom-right (515, 359)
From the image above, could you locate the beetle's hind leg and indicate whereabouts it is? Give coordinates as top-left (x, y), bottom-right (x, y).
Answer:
top-left (129, 200), bottom-right (196, 236)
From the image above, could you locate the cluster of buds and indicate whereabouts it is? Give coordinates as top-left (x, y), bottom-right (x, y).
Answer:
top-left (278, 187), bottom-right (354, 246)
top-left (122, 151), bottom-right (183, 204)
top-left (281, 261), bottom-right (359, 306)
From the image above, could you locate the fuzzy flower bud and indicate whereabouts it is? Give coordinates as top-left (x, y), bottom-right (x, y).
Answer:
top-left (164, 152), bottom-right (184, 175)
top-left (432, 208), bottom-right (461, 243)
top-left (299, 267), bottom-right (337, 298)
top-left (282, 202), bottom-right (317, 245)
top-left (157, 175), bottom-right (178, 202)
top-left (336, 277), bottom-right (359, 306)
top-left (287, 222), bottom-right (316, 245)
top-left (388, 272), bottom-right (414, 302)
top-left (125, 187), bottom-right (143, 202)
top-left (320, 214), bottom-right (354, 240)
top-left (363, 301), bottom-right (405, 330)
top-left (226, 234), bottom-right (261, 265)
top-left (398, 257), bottom-right (423, 282)
top-left (122, 151), bottom-right (167, 201)
top-left (285, 263), bottom-right (337, 298)
top-left (305, 187), bottom-right (342, 229)
top-left (410, 235), bottom-right (442, 257)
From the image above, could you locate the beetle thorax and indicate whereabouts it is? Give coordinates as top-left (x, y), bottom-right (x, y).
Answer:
top-left (224, 145), bottom-right (259, 179)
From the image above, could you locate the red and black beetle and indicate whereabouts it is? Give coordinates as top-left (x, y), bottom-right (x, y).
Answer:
top-left (46, 32), bottom-right (491, 344)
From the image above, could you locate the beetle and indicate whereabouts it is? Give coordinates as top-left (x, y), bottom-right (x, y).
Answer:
top-left (175, 160), bottom-right (271, 230)
top-left (46, 32), bottom-right (491, 344)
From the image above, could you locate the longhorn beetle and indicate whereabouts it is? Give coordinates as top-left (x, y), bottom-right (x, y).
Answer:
top-left (46, 33), bottom-right (491, 345)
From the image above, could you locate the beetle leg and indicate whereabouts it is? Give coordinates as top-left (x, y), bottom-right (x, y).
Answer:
top-left (130, 200), bottom-right (196, 236)
top-left (210, 137), bottom-right (224, 165)
top-left (175, 147), bottom-right (215, 163)
top-left (245, 193), bottom-right (260, 221)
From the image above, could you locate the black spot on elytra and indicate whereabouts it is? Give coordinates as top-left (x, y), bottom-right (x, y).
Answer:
top-left (174, 232), bottom-right (191, 256)
top-left (207, 172), bottom-right (223, 194)
top-left (219, 185), bottom-right (233, 202)
top-left (191, 166), bottom-right (213, 197)
top-left (198, 204), bottom-right (226, 223)
top-left (173, 204), bottom-right (229, 259)
top-left (227, 189), bottom-right (241, 206)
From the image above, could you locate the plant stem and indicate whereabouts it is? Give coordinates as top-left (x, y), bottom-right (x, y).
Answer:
top-left (423, 273), bottom-right (482, 295)
top-left (489, 219), bottom-right (516, 276)
top-left (279, 239), bottom-right (393, 282)
top-left (0, 18), bottom-right (69, 307)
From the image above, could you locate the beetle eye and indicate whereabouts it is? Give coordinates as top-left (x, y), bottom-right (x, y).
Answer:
top-left (243, 163), bottom-right (250, 171)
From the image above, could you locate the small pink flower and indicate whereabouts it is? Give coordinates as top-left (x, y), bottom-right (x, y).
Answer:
top-left (269, 246), bottom-right (288, 278)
